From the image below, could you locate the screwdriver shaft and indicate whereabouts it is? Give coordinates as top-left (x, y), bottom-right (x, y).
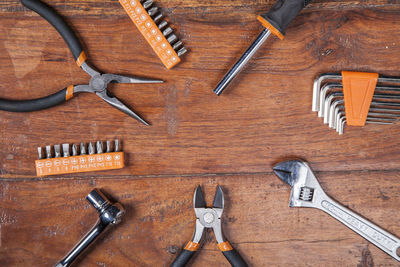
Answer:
top-left (213, 28), bottom-right (271, 95)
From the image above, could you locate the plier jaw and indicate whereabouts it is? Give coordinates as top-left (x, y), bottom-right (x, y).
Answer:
top-left (193, 185), bottom-right (225, 243)
top-left (170, 185), bottom-right (247, 267)
top-left (2, 0), bottom-right (164, 125)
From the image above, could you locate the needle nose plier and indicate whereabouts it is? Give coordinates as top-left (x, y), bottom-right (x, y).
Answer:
top-left (0, 0), bottom-right (163, 125)
top-left (171, 185), bottom-right (247, 267)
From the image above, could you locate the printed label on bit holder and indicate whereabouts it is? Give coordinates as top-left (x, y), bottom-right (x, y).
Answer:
top-left (120, 0), bottom-right (182, 69)
top-left (35, 152), bottom-right (124, 176)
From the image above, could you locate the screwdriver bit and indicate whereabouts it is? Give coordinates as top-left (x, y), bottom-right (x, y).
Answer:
top-left (143, 0), bottom-right (152, 9)
top-left (46, 145), bottom-right (52, 159)
top-left (96, 141), bottom-right (103, 154)
top-left (177, 47), bottom-right (187, 57)
top-left (158, 21), bottom-right (168, 30)
top-left (167, 34), bottom-right (178, 44)
top-left (148, 7), bottom-right (158, 16)
top-left (172, 40), bottom-right (183, 50)
top-left (80, 142), bottom-right (86, 155)
top-left (153, 13), bottom-right (162, 23)
top-left (88, 142), bottom-right (95, 155)
top-left (54, 145), bottom-right (61, 158)
top-left (163, 27), bottom-right (173, 36)
top-left (106, 141), bottom-right (111, 153)
top-left (115, 139), bottom-right (120, 152)
top-left (213, 0), bottom-right (311, 95)
top-left (72, 144), bottom-right (78, 156)
top-left (62, 144), bottom-right (70, 157)
top-left (38, 147), bottom-right (43, 160)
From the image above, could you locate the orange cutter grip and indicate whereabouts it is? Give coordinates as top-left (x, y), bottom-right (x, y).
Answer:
top-left (119, 0), bottom-right (181, 69)
top-left (218, 241), bottom-right (233, 252)
top-left (342, 71), bottom-right (379, 126)
top-left (258, 0), bottom-right (311, 40)
top-left (35, 152), bottom-right (124, 176)
top-left (184, 241), bottom-right (200, 252)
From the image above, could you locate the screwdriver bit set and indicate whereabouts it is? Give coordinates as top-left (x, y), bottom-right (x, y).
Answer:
top-left (36, 140), bottom-right (124, 176)
top-left (120, 0), bottom-right (187, 69)
top-left (312, 71), bottom-right (400, 134)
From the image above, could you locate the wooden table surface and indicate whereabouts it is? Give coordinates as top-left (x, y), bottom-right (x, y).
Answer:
top-left (1, 0), bottom-right (400, 266)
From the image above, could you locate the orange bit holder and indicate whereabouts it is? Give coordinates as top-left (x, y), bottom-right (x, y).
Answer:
top-left (342, 71), bottom-right (379, 126)
top-left (120, 0), bottom-right (181, 69)
top-left (35, 152), bottom-right (124, 176)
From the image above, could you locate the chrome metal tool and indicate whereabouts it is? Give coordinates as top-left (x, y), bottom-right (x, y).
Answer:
top-left (324, 91), bottom-right (398, 134)
top-left (273, 159), bottom-right (400, 261)
top-left (55, 188), bottom-right (125, 267)
top-left (214, 0), bottom-right (311, 95)
top-left (170, 185), bottom-right (247, 267)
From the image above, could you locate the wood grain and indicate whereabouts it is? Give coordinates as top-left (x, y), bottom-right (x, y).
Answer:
top-left (1, 0), bottom-right (400, 266)
top-left (1, 2), bottom-right (400, 177)
top-left (1, 172), bottom-right (400, 266)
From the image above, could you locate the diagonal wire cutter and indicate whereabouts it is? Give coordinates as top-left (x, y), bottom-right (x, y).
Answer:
top-left (0, 0), bottom-right (164, 125)
top-left (170, 185), bottom-right (247, 267)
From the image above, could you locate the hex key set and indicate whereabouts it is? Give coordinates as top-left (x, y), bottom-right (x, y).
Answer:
top-left (312, 71), bottom-right (400, 134)
top-left (2, 0), bottom-right (400, 266)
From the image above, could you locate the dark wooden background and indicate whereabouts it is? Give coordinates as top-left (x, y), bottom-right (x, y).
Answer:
top-left (1, 0), bottom-right (400, 266)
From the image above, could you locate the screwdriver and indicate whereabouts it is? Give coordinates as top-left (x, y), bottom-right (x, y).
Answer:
top-left (213, 0), bottom-right (312, 95)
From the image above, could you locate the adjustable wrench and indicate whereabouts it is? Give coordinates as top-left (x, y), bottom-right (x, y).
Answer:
top-left (273, 160), bottom-right (400, 261)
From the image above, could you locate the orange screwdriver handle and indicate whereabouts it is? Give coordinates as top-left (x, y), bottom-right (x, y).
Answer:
top-left (257, 0), bottom-right (311, 40)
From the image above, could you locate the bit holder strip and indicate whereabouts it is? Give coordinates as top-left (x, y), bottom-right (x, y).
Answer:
top-left (119, 0), bottom-right (187, 69)
top-left (36, 140), bottom-right (124, 176)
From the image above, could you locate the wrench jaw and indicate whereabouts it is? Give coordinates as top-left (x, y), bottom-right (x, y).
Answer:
top-left (275, 160), bottom-right (400, 261)
top-left (273, 160), bottom-right (328, 209)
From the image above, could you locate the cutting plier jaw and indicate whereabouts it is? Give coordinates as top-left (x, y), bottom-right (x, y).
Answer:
top-left (193, 185), bottom-right (224, 211)
top-left (171, 185), bottom-right (248, 267)
top-left (192, 185), bottom-right (225, 243)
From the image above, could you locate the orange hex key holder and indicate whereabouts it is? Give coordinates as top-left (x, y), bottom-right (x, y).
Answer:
top-left (312, 71), bottom-right (400, 134)
top-left (0, 0), bottom-right (164, 125)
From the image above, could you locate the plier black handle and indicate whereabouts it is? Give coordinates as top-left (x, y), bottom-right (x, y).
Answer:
top-left (171, 185), bottom-right (247, 267)
top-left (0, 0), bottom-right (163, 125)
